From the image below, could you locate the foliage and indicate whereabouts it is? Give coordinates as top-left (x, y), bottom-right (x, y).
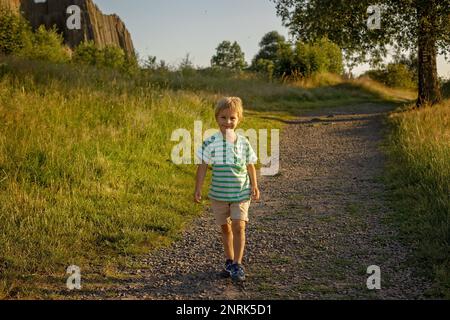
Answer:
top-left (251, 31), bottom-right (286, 68)
top-left (101, 45), bottom-right (126, 69)
top-left (73, 41), bottom-right (137, 73)
top-left (272, 0), bottom-right (450, 65)
top-left (364, 63), bottom-right (416, 89)
top-left (293, 38), bottom-right (343, 77)
top-left (211, 40), bottom-right (247, 71)
top-left (22, 25), bottom-right (70, 63)
top-left (251, 32), bottom-right (343, 80)
top-left (441, 79), bottom-right (450, 98)
top-left (0, 7), bottom-right (32, 55)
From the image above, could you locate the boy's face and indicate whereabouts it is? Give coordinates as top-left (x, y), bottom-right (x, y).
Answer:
top-left (216, 108), bottom-right (240, 134)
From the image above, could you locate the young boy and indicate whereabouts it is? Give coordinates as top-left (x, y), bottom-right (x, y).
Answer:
top-left (194, 97), bottom-right (260, 282)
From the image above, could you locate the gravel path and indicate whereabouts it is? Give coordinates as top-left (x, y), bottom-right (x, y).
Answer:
top-left (66, 102), bottom-right (431, 299)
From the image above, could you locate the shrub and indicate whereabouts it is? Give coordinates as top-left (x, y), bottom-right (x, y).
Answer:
top-left (73, 41), bottom-right (136, 73)
top-left (72, 41), bottom-right (102, 66)
top-left (293, 38), bottom-right (343, 77)
top-left (364, 63), bottom-right (416, 89)
top-left (0, 7), bottom-right (32, 55)
top-left (22, 25), bottom-right (70, 63)
top-left (101, 45), bottom-right (125, 69)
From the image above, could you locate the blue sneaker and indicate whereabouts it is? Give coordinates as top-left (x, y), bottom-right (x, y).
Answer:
top-left (223, 259), bottom-right (234, 277)
top-left (230, 263), bottom-right (245, 282)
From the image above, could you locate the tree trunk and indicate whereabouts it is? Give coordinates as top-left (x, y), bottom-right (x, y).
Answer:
top-left (416, 0), bottom-right (442, 107)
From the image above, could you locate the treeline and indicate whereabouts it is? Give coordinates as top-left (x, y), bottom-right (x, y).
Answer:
top-left (143, 31), bottom-right (344, 82)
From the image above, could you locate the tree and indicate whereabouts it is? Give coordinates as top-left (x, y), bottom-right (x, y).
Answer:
top-left (251, 31), bottom-right (295, 78)
top-left (252, 31), bottom-right (287, 66)
top-left (273, 0), bottom-right (450, 107)
top-left (211, 41), bottom-right (247, 71)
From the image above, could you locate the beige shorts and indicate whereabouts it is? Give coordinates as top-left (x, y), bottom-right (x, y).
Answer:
top-left (210, 199), bottom-right (251, 225)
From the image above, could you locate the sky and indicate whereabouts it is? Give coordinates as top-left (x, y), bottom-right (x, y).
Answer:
top-left (95, 0), bottom-right (449, 78)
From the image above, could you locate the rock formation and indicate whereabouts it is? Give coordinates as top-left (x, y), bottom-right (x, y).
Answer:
top-left (0, 0), bottom-right (20, 10)
top-left (0, 0), bottom-right (135, 56)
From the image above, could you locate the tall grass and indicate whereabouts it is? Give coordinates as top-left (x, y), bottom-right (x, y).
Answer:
top-left (384, 100), bottom-right (450, 298)
top-left (0, 65), bottom-right (211, 297)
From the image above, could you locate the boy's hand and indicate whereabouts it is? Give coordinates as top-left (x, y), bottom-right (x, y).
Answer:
top-left (194, 190), bottom-right (202, 203)
top-left (251, 186), bottom-right (260, 201)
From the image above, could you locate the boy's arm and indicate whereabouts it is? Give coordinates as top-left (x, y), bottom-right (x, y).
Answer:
top-left (194, 163), bottom-right (208, 203)
top-left (247, 164), bottom-right (260, 201)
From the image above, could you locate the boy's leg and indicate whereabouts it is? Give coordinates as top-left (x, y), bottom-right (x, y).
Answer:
top-left (211, 200), bottom-right (234, 260)
top-left (231, 220), bottom-right (246, 264)
top-left (221, 223), bottom-right (234, 261)
top-left (230, 201), bottom-right (250, 264)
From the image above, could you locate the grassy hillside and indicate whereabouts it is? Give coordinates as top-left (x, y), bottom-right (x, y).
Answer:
top-left (0, 56), bottom-right (412, 297)
top-left (384, 100), bottom-right (450, 298)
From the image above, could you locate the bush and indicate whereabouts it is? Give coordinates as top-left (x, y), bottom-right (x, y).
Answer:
top-left (364, 63), bottom-right (416, 89)
top-left (0, 7), bottom-right (32, 55)
top-left (0, 8), bottom-right (69, 63)
top-left (22, 25), bottom-right (70, 63)
top-left (73, 41), bottom-right (137, 73)
top-left (72, 41), bottom-right (102, 66)
top-left (101, 45), bottom-right (125, 69)
top-left (293, 38), bottom-right (343, 77)
top-left (385, 63), bottom-right (416, 88)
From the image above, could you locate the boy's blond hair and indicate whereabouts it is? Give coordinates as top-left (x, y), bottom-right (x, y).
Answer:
top-left (215, 97), bottom-right (244, 121)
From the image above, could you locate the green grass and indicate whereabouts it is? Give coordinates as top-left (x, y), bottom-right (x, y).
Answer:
top-left (0, 55), bottom-right (411, 298)
top-left (383, 100), bottom-right (450, 298)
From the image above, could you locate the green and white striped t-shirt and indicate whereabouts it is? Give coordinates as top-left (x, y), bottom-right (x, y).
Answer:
top-left (196, 131), bottom-right (257, 202)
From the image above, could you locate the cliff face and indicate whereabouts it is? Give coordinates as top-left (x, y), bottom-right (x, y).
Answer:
top-left (0, 0), bottom-right (20, 10)
top-left (1, 0), bottom-right (135, 56)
